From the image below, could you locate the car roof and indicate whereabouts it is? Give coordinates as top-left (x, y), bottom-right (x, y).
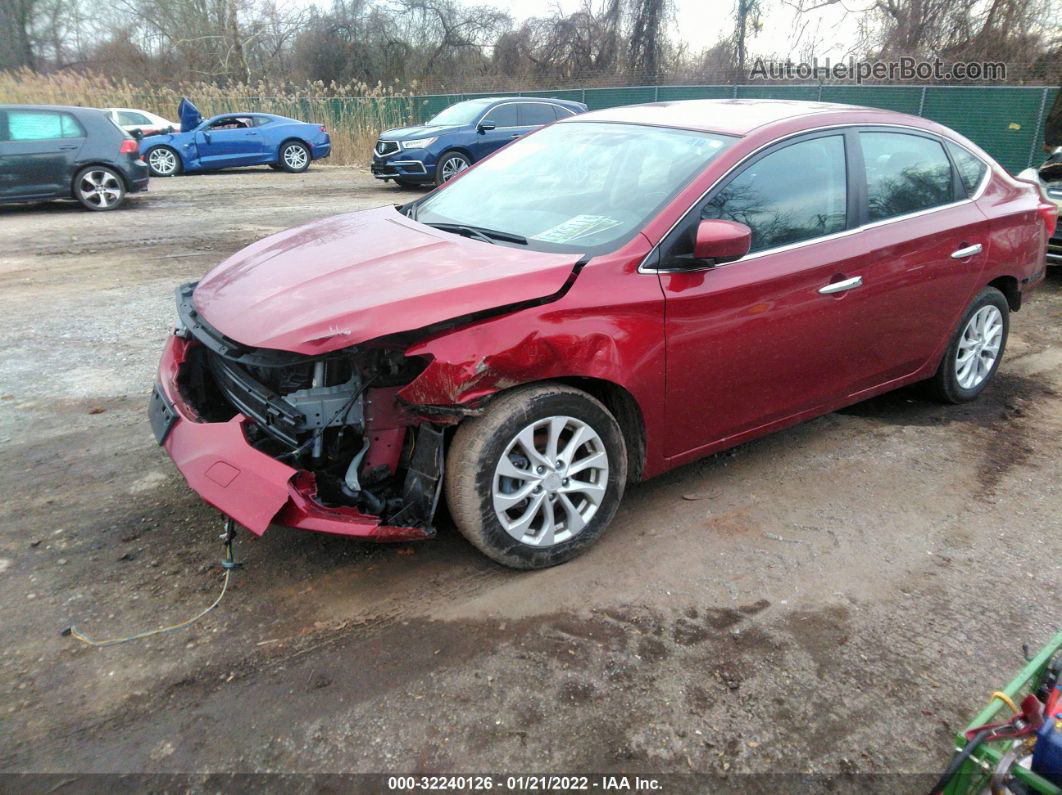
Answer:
top-left (0, 104), bottom-right (101, 114)
top-left (456, 96), bottom-right (579, 106)
top-left (565, 99), bottom-right (890, 136)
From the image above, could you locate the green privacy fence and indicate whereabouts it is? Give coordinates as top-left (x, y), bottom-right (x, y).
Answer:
top-left (410, 84), bottom-right (1057, 174)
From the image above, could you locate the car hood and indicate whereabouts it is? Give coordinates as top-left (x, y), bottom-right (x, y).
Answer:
top-left (193, 206), bottom-right (579, 354)
top-left (179, 98), bottom-right (201, 132)
top-left (379, 125), bottom-right (461, 141)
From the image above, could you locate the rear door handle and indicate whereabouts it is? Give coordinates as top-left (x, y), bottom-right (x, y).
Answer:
top-left (58, 144), bottom-right (79, 150)
top-left (951, 243), bottom-right (983, 259)
top-left (819, 275), bottom-right (863, 295)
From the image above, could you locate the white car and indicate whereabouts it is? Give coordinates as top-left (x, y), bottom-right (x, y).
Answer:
top-left (103, 108), bottom-right (180, 137)
top-left (1019, 146), bottom-right (1062, 266)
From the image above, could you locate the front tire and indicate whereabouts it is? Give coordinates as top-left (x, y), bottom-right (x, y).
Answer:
top-left (73, 166), bottom-right (126, 211)
top-left (445, 384), bottom-right (627, 569)
top-left (278, 141), bottom-right (310, 173)
top-left (435, 151), bottom-right (470, 185)
top-left (927, 286), bottom-right (1010, 403)
top-left (146, 146), bottom-right (181, 177)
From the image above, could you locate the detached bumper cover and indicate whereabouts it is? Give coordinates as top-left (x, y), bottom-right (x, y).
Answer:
top-left (152, 332), bottom-right (432, 541)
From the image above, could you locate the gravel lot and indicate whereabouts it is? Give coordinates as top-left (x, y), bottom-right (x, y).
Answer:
top-left (1, 166), bottom-right (1060, 789)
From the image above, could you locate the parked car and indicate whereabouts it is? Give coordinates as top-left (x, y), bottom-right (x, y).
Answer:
top-left (0, 104), bottom-right (149, 211)
top-left (103, 107), bottom-right (179, 138)
top-left (151, 99), bottom-right (1054, 569)
top-left (140, 99), bottom-right (331, 176)
top-left (371, 96), bottom-right (587, 187)
top-left (1019, 146), bottom-right (1062, 266)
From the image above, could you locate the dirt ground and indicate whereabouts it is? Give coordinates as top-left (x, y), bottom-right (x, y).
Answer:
top-left (1, 166), bottom-right (1060, 790)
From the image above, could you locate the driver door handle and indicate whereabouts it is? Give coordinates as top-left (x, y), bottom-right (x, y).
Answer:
top-left (951, 243), bottom-right (983, 259)
top-left (819, 275), bottom-right (863, 295)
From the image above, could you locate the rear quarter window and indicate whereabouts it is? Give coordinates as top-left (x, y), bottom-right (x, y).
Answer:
top-left (860, 132), bottom-right (955, 222)
top-left (946, 142), bottom-right (989, 196)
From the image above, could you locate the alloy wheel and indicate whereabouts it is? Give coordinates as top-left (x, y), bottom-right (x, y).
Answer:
top-left (78, 170), bottom-right (123, 209)
top-left (492, 415), bottom-right (609, 548)
top-left (956, 305), bottom-right (1003, 390)
top-left (149, 148), bottom-right (177, 176)
top-left (283, 144), bottom-right (308, 170)
top-left (440, 156), bottom-right (468, 182)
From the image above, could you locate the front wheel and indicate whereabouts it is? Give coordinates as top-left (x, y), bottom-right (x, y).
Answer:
top-left (445, 384), bottom-right (627, 569)
top-left (435, 152), bottom-right (470, 184)
top-left (927, 286), bottom-right (1010, 403)
top-left (278, 141), bottom-right (310, 173)
top-left (73, 166), bottom-right (126, 211)
top-left (146, 146), bottom-right (181, 177)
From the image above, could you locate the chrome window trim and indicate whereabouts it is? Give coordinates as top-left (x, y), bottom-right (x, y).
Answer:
top-left (476, 100), bottom-right (573, 130)
top-left (638, 122), bottom-right (990, 274)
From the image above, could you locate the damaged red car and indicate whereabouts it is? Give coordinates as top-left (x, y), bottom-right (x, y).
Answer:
top-left (150, 99), bottom-right (1054, 568)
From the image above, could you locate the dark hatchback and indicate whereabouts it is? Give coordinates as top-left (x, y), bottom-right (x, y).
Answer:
top-left (0, 104), bottom-right (149, 211)
top-left (371, 96), bottom-right (587, 187)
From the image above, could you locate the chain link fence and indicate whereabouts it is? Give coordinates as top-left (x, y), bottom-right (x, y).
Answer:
top-left (409, 84), bottom-right (1058, 174)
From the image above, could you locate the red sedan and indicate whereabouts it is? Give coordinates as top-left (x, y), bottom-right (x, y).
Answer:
top-left (150, 99), bottom-right (1056, 568)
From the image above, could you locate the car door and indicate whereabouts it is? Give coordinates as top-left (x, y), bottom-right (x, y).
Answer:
top-left (836, 129), bottom-right (990, 394)
top-left (658, 132), bottom-right (870, 459)
top-left (195, 116), bottom-right (265, 167)
top-left (470, 103), bottom-right (519, 160)
top-left (0, 109), bottom-right (85, 200)
top-left (516, 102), bottom-right (557, 138)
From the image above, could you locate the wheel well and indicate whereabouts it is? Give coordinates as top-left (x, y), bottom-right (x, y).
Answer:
top-left (71, 163), bottom-right (130, 195)
top-left (552, 377), bottom-right (646, 483)
top-left (988, 276), bottom-right (1021, 311)
top-left (277, 138), bottom-right (310, 157)
top-left (437, 147), bottom-right (474, 168)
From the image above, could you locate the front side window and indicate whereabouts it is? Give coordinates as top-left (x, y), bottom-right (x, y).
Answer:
top-left (483, 104), bottom-right (518, 127)
top-left (416, 121), bottom-right (734, 254)
top-left (702, 135), bottom-right (848, 253)
top-left (519, 103), bottom-right (557, 126)
top-left (5, 110), bottom-right (83, 141)
top-left (860, 132), bottom-right (954, 222)
top-left (946, 141), bottom-right (988, 196)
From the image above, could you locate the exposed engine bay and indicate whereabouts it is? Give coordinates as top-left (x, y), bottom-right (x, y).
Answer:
top-left (173, 282), bottom-right (445, 531)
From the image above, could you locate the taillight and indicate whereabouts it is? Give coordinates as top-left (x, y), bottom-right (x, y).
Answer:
top-left (1040, 201), bottom-right (1059, 239)
top-left (119, 139), bottom-right (138, 155)
top-left (320, 125), bottom-right (327, 133)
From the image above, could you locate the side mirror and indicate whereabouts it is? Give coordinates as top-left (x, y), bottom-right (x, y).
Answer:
top-left (477, 120), bottom-right (496, 132)
top-left (667, 219), bottom-right (751, 268)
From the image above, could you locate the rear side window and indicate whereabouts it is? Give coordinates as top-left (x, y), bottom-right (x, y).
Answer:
top-left (946, 142), bottom-right (988, 196)
top-left (519, 103), bottom-right (557, 126)
top-left (702, 135), bottom-right (848, 253)
top-left (860, 132), bottom-right (954, 222)
top-left (5, 110), bottom-right (85, 141)
top-left (483, 104), bottom-right (518, 127)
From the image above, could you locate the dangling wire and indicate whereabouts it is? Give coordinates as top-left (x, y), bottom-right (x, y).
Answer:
top-left (63, 518), bottom-right (240, 648)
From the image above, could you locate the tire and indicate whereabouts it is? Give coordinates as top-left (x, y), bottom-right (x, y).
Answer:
top-left (278, 141), bottom-right (310, 173)
top-left (435, 151), bottom-right (470, 185)
top-left (73, 166), bottom-right (126, 211)
top-left (146, 146), bottom-right (181, 177)
top-left (445, 384), bottom-right (627, 569)
top-left (927, 286), bottom-right (1010, 403)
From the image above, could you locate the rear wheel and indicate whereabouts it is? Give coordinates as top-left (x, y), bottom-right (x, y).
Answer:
top-left (927, 287), bottom-right (1009, 403)
top-left (278, 141), bottom-right (310, 173)
top-left (73, 166), bottom-right (126, 211)
top-left (146, 146), bottom-right (181, 177)
top-left (445, 384), bottom-right (627, 569)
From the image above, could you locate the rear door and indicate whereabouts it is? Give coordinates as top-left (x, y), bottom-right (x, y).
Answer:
top-left (516, 102), bottom-right (557, 138)
top-left (0, 109), bottom-right (85, 200)
top-left (837, 129), bottom-right (990, 395)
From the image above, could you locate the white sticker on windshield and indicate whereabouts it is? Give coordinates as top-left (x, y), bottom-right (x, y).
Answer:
top-left (536, 214), bottom-right (623, 243)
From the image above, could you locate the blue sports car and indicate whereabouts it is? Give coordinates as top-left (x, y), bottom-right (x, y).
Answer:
top-left (140, 99), bottom-right (331, 177)
top-left (371, 96), bottom-right (587, 187)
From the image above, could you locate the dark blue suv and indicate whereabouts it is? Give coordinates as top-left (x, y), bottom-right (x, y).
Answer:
top-left (371, 97), bottom-right (587, 187)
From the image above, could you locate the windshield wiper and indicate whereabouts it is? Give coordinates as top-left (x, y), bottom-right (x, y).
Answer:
top-left (424, 222), bottom-right (527, 245)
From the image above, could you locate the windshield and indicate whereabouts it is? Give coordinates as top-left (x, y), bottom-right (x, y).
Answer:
top-left (415, 122), bottom-right (735, 254)
top-left (427, 101), bottom-right (491, 127)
